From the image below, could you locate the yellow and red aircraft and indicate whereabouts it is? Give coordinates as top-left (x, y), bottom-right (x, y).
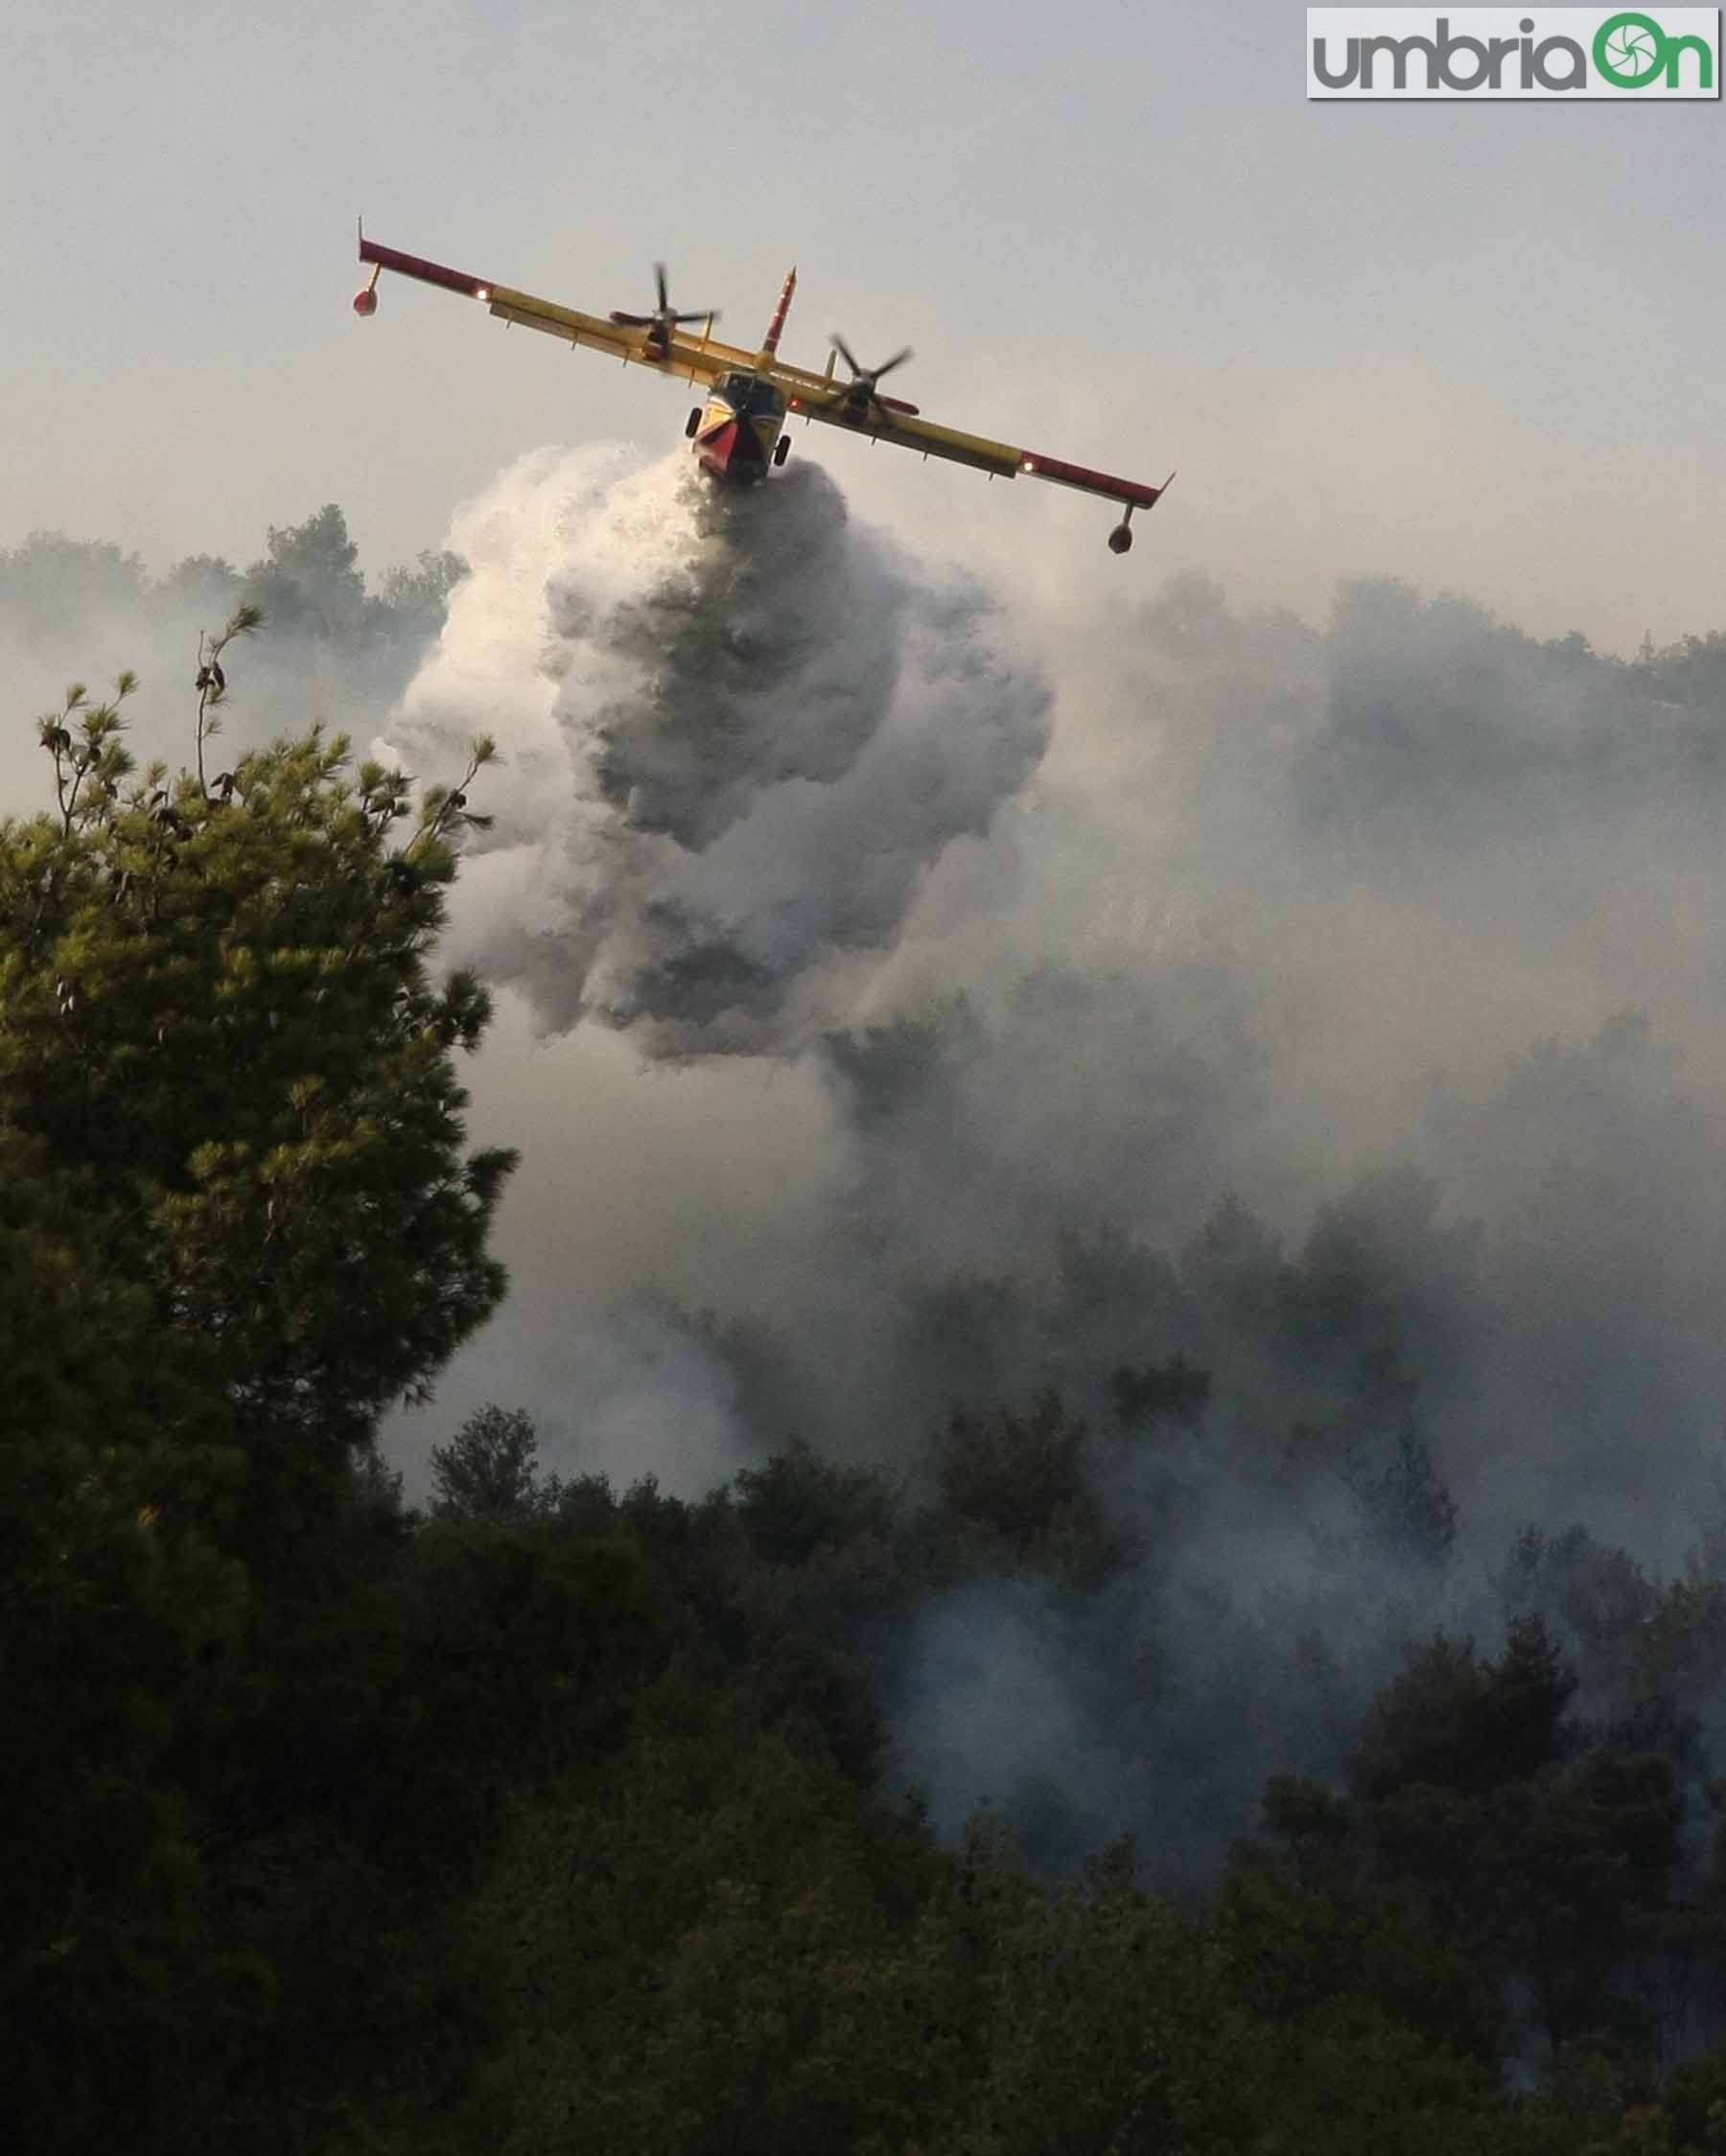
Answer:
top-left (353, 228), bottom-right (1174, 554)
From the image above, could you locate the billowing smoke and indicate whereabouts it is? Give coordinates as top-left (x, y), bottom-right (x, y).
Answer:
top-left (386, 444), bottom-right (1051, 1056)
top-left (839, 574), bottom-right (1726, 1871)
top-left (376, 467), bottom-right (1726, 1876)
top-left (19, 447), bottom-right (1723, 1886)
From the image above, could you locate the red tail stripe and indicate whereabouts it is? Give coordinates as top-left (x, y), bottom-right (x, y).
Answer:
top-left (762, 267), bottom-right (797, 357)
top-left (358, 237), bottom-right (490, 301)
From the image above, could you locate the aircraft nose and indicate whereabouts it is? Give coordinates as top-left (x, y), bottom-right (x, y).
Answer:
top-left (695, 416), bottom-right (765, 482)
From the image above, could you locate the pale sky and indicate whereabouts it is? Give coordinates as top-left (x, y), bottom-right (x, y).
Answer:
top-left (4, 0), bottom-right (1722, 653)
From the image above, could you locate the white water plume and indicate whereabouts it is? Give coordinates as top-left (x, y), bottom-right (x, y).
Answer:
top-left (385, 443), bottom-right (1051, 1056)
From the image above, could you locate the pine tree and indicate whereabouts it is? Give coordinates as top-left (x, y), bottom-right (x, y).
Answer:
top-left (0, 622), bottom-right (517, 2148)
top-left (2, 630), bottom-right (515, 1524)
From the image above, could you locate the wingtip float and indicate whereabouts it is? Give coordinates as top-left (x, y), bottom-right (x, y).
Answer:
top-left (353, 224), bottom-right (1172, 555)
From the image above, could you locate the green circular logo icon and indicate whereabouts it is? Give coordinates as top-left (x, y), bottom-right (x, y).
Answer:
top-left (1594, 11), bottom-right (1668, 85)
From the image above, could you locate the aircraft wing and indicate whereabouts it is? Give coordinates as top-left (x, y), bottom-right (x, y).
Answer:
top-left (776, 374), bottom-right (1169, 513)
top-left (356, 234), bottom-right (734, 387)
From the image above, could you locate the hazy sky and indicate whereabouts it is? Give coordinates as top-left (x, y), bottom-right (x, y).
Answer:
top-left (4, 0), bottom-right (1722, 652)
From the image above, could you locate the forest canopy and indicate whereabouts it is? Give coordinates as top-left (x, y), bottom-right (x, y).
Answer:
top-left (11, 553), bottom-right (1726, 2153)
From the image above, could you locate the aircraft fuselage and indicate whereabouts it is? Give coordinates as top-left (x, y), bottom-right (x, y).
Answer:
top-left (691, 368), bottom-right (789, 485)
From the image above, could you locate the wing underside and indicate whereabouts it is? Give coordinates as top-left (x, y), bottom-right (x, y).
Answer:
top-left (358, 235), bottom-right (732, 386)
top-left (781, 386), bottom-right (1167, 511)
top-left (356, 232), bottom-right (1170, 517)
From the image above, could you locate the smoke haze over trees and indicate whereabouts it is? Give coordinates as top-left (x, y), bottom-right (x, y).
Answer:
top-left (12, 452), bottom-right (1726, 2147)
top-left (0, 506), bottom-right (464, 809)
top-left (357, 450), bottom-right (1726, 1884)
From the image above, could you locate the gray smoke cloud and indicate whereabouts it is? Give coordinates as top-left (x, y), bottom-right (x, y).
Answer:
top-left (377, 479), bottom-right (1726, 1876)
top-left (842, 572), bottom-right (1726, 1872)
top-left (17, 455), bottom-right (1722, 1884)
top-left (385, 444), bottom-right (1051, 1057)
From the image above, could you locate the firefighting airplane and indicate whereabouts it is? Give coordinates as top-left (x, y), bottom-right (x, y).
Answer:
top-left (353, 228), bottom-right (1173, 554)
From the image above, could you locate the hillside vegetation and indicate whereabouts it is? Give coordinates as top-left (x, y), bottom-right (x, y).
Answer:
top-left (12, 603), bottom-right (1726, 2153)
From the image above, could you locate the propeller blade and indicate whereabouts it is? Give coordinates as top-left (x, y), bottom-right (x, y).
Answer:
top-left (829, 336), bottom-right (914, 395)
top-left (616, 267), bottom-right (715, 336)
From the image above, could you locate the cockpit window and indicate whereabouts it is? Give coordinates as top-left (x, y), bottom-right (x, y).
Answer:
top-left (716, 372), bottom-right (781, 417)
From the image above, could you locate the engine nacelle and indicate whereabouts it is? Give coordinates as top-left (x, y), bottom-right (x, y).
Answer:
top-left (1107, 521), bottom-right (1133, 555)
top-left (353, 287), bottom-right (378, 318)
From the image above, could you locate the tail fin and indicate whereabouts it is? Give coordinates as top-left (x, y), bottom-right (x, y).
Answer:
top-left (760, 267), bottom-right (797, 359)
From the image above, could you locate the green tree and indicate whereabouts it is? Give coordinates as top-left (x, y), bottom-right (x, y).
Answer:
top-left (1, 661), bottom-right (513, 1535)
top-left (240, 503), bottom-right (368, 640)
top-left (1352, 1615), bottom-right (1575, 1807)
top-left (1643, 629), bottom-right (1726, 721)
top-left (453, 1689), bottom-right (957, 2155)
top-left (0, 633), bottom-right (516, 2150)
top-left (951, 1842), bottom-right (1254, 2156)
top-left (1226, 1774), bottom-right (1505, 2068)
top-left (1350, 1619), bottom-right (1685, 2057)
top-left (0, 1126), bottom-right (253, 2152)
top-left (377, 548), bottom-right (467, 636)
top-left (935, 1393), bottom-right (1127, 1585)
top-left (430, 1403), bottom-right (561, 1521)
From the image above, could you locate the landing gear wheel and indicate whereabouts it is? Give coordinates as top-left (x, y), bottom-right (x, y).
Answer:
top-left (685, 406), bottom-right (702, 439)
top-left (772, 433), bottom-right (790, 468)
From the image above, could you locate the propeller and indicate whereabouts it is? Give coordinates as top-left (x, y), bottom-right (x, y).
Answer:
top-left (829, 336), bottom-right (914, 418)
top-left (609, 263), bottom-right (717, 336)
